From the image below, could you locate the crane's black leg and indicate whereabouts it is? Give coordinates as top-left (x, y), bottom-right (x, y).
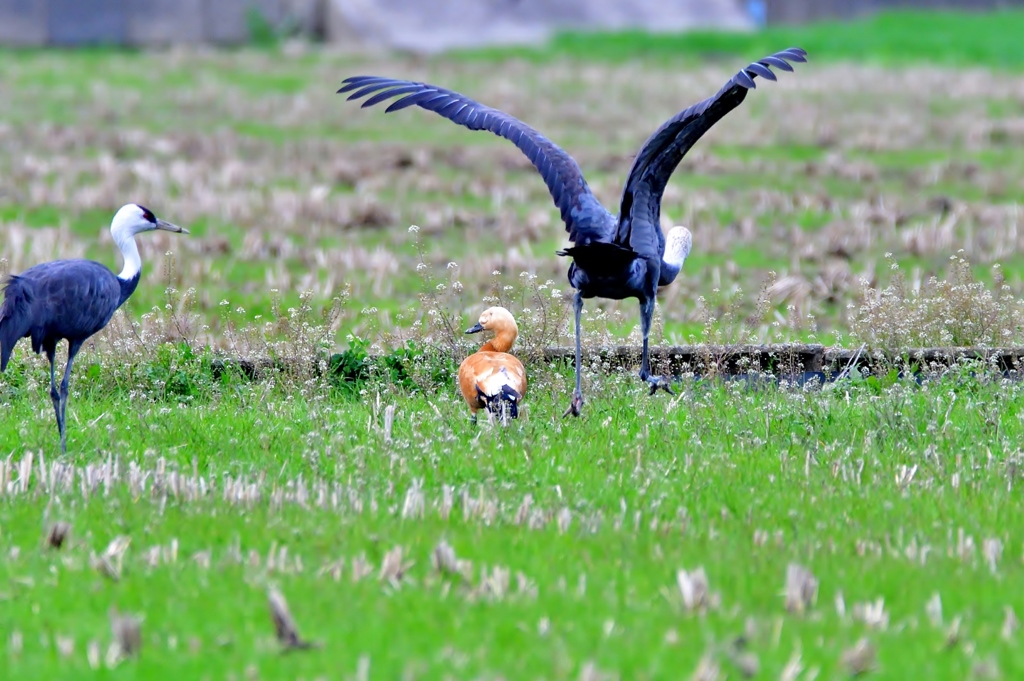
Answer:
top-left (44, 344), bottom-right (63, 453)
top-left (57, 339), bottom-right (84, 455)
top-left (639, 297), bottom-right (674, 397)
top-left (562, 291), bottom-right (585, 418)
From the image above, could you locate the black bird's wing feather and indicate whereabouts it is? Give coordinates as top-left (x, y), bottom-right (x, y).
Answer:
top-left (616, 48), bottom-right (807, 257)
top-left (339, 76), bottom-right (614, 245)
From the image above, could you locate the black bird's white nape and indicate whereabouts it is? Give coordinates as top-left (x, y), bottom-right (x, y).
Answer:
top-left (338, 48), bottom-right (807, 417)
top-left (0, 204), bottom-right (188, 453)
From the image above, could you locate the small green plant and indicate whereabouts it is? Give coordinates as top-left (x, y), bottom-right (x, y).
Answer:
top-left (245, 7), bottom-right (281, 48)
top-left (328, 336), bottom-right (371, 397)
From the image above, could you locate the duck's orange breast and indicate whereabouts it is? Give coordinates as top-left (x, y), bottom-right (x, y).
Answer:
top-left (458, 351), bottom-right (527, 411)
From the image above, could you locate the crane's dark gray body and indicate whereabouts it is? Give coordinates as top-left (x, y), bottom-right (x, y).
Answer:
top-left (338, 48), bottom-right (807, 415)
top-left (1, 203), bottom-right (184, 452)
top-left (0, 260), bottom-right (139, 453)
top-left (1, 260), bottom-right (138, 371)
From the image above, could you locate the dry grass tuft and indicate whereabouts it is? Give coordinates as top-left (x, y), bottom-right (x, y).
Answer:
top-left (91, 535), bottom-right (131, 582)
top-left (55, 634), bottom-right (74, 659)
top-left (675, 566), bottom-right (719, 613)
top-left (783, 563), bottom-right (818, 614)
top-left (578, 660), bottom-right (618, 681)
top-left (267, 587), bottom-right (318, 652)
top-left (724, 634), bottom-right (760, 678)
top-left (379, 545), bottom-right (414, 587)
top-left (1001, 606), bottom-right (1019, 641)
top-left (8, 630), bottom-right (22, 658)
top-left (577, 659), bottom-right (614, 679)
top-left (853, 598), bottom-right (890, 631)
top-left (689, 653), bottom-right (721, 681)
top-left (87, 639), bottom-right (101, 669)
top-left (944, 615), bottom-right (963, 649)
top-left (44, 521), bottom-right (71, 550)
top-left (779, 648), bottom-right (804, 681)
top-left (970, 656), bottom-right (1002, 680)
top-left (108, 608), bottom-right (143, 662)
top-left (840, 638), bottom-right (877, 676)
top-left (430, 539), bottom-right (471, 579)
top-left (982, 537), bottom-right (1003, 573)
top-left (925, 592), bottom-right (943, 627)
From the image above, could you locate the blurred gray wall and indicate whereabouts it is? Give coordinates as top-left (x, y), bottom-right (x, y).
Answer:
top-left (0, 0), bottom-right (301, 46)
top-left (325, 0), bottom-right (753, 52)
top-left (0, 0), bottom-right (752, 48)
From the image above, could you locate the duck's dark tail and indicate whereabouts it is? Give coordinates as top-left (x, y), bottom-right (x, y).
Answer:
top-left (0, 276), bottom-right (33, 372)
top-left (477, 384), bottom-right (521, 424)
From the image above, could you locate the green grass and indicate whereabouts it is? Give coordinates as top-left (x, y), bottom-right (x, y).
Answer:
top-left (4, 8), bottom-right (1024, 679)
top-left (452, 9), bottom-right (1024, 70)
top-left (2, 357), bottom-right (1023, 677)
top-left (0, 205), bottom-right (114, 237)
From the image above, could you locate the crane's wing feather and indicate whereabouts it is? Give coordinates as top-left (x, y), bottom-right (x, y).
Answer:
top-left (617, 48), bottom-right (807, 256)
top-left (0, 275), bottom-right (35, 370)
top-left (339, 76), bottom-right (613, 244)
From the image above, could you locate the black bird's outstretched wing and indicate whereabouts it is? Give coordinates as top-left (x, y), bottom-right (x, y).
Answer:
top-left (338, 76), bottom-right (613, 244)
top-left (616, 48), bottom-right (808, 257)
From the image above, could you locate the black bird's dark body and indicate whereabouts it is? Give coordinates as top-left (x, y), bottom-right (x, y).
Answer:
top-left (338, 48), bottom-right (807, 415)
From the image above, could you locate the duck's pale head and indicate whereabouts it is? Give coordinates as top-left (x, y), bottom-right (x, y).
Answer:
top-left (465, 306), bottom-right (518, 336)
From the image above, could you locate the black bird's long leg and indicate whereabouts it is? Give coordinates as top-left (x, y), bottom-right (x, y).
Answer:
top-left (44, 345), bottom-right (63, 453)
top-left (639, 297), bottom-right (674, 397)
top-left (639, 298), bottom-right (652, 381)
top-left (58, 339), bottom-right (84, 455)
top-left (562, 292), bottom-right (585, 418)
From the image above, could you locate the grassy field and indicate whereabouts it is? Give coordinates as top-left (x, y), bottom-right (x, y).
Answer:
top-left (3, 366), bottom-right (1024, 678)
top-left (3, 8), bottom-right (1024, 679)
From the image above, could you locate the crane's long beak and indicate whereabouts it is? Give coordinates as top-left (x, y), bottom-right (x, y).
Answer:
top-left (465, 323), bottom-right (485, 334)
top-left (156, 219), bottom-right (189, 235)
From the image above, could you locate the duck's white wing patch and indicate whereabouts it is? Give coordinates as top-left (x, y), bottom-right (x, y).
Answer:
top-left (478, 366), bottom-right (515, 397)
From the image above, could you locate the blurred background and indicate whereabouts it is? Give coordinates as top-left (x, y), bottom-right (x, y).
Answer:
top-left (2, 0), bottom-right (1022, 52)
top-left (3, 0), bottom-right (1024, 354)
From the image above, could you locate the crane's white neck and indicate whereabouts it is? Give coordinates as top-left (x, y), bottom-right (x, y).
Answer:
top-left (112, 224), bottom-right (142, 281)
top-left (664, 226), bottom-right (693, 269)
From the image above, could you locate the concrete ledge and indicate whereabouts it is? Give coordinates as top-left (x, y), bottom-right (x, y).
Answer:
top-left (534, 344), bottom-right (1024, 377)
top-left (206, 345), bottom-right (1024, 382)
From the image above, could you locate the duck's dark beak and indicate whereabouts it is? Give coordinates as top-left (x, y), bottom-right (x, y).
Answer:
top-left (465, 323), bottom-right (485, 334)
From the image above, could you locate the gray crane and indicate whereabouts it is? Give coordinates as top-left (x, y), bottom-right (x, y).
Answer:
top-left (338, 48), bottom-right (807, 416)
top-left (0, 204), bottom-right (188, 453)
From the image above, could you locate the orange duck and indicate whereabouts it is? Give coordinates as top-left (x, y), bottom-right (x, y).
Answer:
top-left (458, 306), bottom-right (527, 424)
